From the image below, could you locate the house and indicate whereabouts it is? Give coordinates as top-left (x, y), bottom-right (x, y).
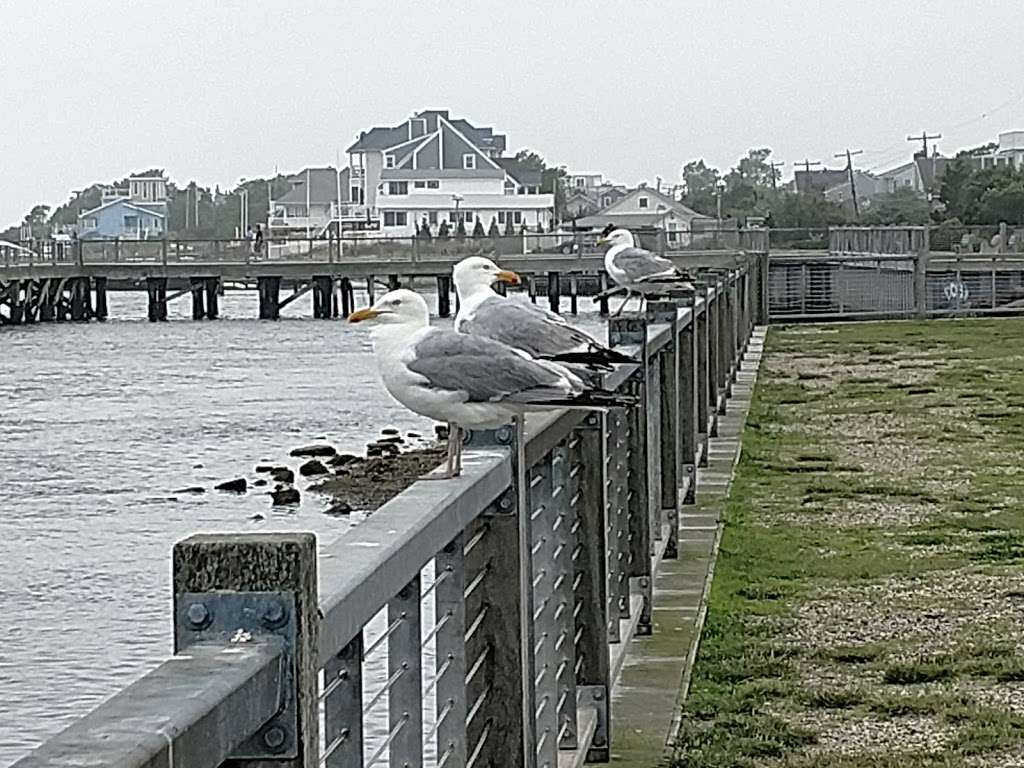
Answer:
top-left (971, 130), bottom-right (1024, 171)
top-left (563, 173), bottom-right (628, 219)
top-left (823, 170), bottom-right (885, 207)
top-left (268, 167), bottom-right (353, 237)
top-left (877, 152), bottom-right (949, 196)
top-left (575, 184), bottom-right (715, 245)
top-left (76, 174), bottom-right (168, 239)
top-left (794, 168), bottom-right (849, 196)
top-left (345, 110), bottom-right (555, 236)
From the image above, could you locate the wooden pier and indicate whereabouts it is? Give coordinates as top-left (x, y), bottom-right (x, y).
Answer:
top-left (0, 232), bottom-right (766, 325)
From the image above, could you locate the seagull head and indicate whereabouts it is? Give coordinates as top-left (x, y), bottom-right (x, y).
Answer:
top-left (452, 256), bottom-right (520, 296)
top-left (348, 288), bottom-right (430, 327)
top-left (596, 228), bottom-right (635, 248)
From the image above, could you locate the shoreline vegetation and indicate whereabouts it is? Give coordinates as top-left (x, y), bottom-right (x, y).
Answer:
top-left (674, 318), bottom-right (1024, 768)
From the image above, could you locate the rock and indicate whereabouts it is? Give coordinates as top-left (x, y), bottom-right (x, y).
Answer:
top-left (255, 464), bottom-right (284, 473)
top-left (407, 432), bottom-right (422, 439)
top-left (192, 463), bottom-right (204, 469)
top-left (215, 478), bottom-right (247, 493)
top-left (271, 487), bottom-right (300, 506)
top-left (253, 479), bottom-right (268, 487)
top-left (289, 444), bottom-right (338, 458)
top-left (381, 427), bottom-right (400, 436)
top-left (379, 442), bottom-right (400, 456)
top-left (173, 486), bottom-right (206, 495)
top-left (250, 513), bottom-right (265, 521)
top-left (378, 435), bottom-right (403, 445)
top-left (270, 468), bottom-right (295, 484)
top-left (435, 424), bottom-right (450, 440)
top-left (366, 444), bottom-right (384, 458)
top-left (328, 453), bottom-right (363, 467)
top-left (299, 459), bottom-right (330, 477)
top-left (324, 501), bottom-right (353, 517)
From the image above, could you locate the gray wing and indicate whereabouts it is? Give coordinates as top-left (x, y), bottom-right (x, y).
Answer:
top-left (612, 247), bottom-right (681, 282)
top-left (460, 296), bottom-right (600, 358)
top-left (407, 329), bottom-right (578, 404)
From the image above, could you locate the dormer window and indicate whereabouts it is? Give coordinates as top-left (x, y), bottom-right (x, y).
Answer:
top-left (463, 154), bottom-right (476, 170)
top-left (638, 197), bottom-right (649, 209)
top-left (385, 154), bottom-right (396, 169)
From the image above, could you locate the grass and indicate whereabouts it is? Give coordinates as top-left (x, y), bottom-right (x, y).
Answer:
top-left (672, 318), bottom-right (1024, 768)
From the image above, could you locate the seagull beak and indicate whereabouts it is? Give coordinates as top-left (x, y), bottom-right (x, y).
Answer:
top-left (495, 269), bottom-right (521, 285)
top-left (596, 237), bottom-right (608, 246)
top-left (348, 307), bottom-right (381, 323)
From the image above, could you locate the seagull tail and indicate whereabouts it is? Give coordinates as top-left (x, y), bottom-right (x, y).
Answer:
top-left (546, 347), bottom-right (638, 370)
top-left (568, 388), bottom-right (639, 409)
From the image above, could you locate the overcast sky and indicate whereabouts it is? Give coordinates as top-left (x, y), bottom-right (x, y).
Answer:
top-left (2, 0), bottom-right (1023, 226)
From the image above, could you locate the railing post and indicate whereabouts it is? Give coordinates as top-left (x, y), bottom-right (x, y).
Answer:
top-left (434, 535), bottom-right (468, 767)
top-left (694, 283), bottom-right (712, 463)
top-left (609, 316), bottom-right (653, 637)
top-left (388, 576), bottom-right (423, 767)
top-left (647, 297), bottom-right (684, 558)
top-left (323, 634), bottom-right (363, 767)
top-left (914, 224), bottom-right (930, 318)
top-left (678, 298), bottom-right (699, 505)
top-left (172, 533), bottom-right (319, 766)
top-left (462, 422), bottom-right (536, 768)
top-left (569, 414), bottom-right (611, 761)
top-left (550, 443), bottom-right (579, 753)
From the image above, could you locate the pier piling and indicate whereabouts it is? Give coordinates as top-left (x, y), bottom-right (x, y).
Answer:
top-left (94, 277), bottom-right (108, 321)
top-left (258, 276), bottom-right (281, 320)
top-left (146, 277), bottom-right (168, 322)
top-left (190, 278), bottom-right (206, 320)
top-left (547, 271), bottom-right (561, 314)
top-left (339, 278), bottom-right (354, 317)
top-left (436, 275), bottom-right (452, 318)
top-left (569, 274), bottom-right (578, 315)
top-left (205, 278), bottom-right (219, 319)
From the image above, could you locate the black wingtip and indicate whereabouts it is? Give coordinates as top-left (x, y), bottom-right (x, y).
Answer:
top-left (546, 347), bottom-right (638, 370)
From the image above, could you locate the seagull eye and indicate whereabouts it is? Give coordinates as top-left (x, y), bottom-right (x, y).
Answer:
top-left (390, 299), bottom-right (401, 306)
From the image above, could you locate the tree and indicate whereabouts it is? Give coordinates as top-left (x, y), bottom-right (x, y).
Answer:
top-left (861, 187), bottom-right (931, 225)
top-left (418, 218), bottom-right (432, 240)
top-left (504, 217), bottom-right (515, 236)
top-left (23, 204), bottom-right (51, 238)
top-left (979, 179), bottom-right (1024, 224)
top-left (488, 217), bottom-right (500, 237)
top-left (681, 159), bottom-right (721, 216)
top-left (513, 149), bottom-right (569, 222)
top-left (437, 220), bottom-right (450, 239)
top-left (455, 218), bottom-right (467, 239)
top-left (472, 218), bottom-right (485, 237)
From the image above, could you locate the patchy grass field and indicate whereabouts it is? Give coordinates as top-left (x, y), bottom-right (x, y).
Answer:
top-left (673, 318), bottom-right (1024, 768)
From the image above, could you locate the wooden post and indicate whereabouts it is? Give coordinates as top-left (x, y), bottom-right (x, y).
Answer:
top-left (339, 277), bottom-right (354, 317)
top-left (547, 271), bottom-right (561, 313)
top-left (94, 276), bottom-right (108, 321)
top-left (205, 278), bottom-right (219, 319)
top-left (173, 533), bottom-right (319, 767)
top-left (598, 272), bottom-right (610, 316)
top-left (914, 225), bottom-right (930, 318)
top-left (190, 278), bottom-right (206, 320)
top-left (367, 276), bottom-right (376, 305)
top-left (70, 277), bottom-right (89, 321)
top-left (569, 274), bottom-right (578, 315)
top-left (388, 274), bottom-right (400, 290)
top-left (436, 275), bottom-right (452, 318)
top-left (146, 277), bottom-right (168, 322)
top-left (258, 276), bottom-right (281, 320)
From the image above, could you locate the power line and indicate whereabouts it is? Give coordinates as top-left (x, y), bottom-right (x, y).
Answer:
top-left (794, 159), bottom-right (822, 174)
top-left (834, 149), bottom-right (864, 218)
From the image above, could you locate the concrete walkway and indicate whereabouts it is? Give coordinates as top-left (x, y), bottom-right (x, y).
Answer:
top-left (608, 327), bottom-right (767, 766)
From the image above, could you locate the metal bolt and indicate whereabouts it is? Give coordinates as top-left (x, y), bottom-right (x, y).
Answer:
top-left (495, 425), bottom-right (514, 445)
top-left (498, 490), bottom-right (514, 511)
top-left (185, 602), bottom-right (210, 629)
top-left (592, 687), bottom-right (605, 700)
top-left (262, 725), bottom-right (286, 751)
top-left (593, 734), bottom-right (607, 747)
top-left (261, 599), bottom-right (287, 628)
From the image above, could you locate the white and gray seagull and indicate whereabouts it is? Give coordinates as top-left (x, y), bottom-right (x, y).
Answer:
top-left (348, 289), bottom-right (633, 478)
top-left (597, 227), bottom-right (695, 316)
top-left (452, 256), bottom-right (636, 371)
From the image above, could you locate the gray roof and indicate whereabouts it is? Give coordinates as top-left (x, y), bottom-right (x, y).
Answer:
top-left (276, 167), bottom-right (351, 204)
top-left (575, 212), bottom-right (670, 229)
top-left (381, 168), bottom-right (505, 180)
top-left (347, 110), bottom-right (507, 156)
top-left (495, 158), bottom-right (543, 187)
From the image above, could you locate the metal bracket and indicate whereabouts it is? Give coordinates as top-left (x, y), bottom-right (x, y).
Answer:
top-left (176, 591), bottom-right (298, 760)
top-left (644, 298), bottom-right (681, 323)
top-left (578, 685), bottom-right (609, 760)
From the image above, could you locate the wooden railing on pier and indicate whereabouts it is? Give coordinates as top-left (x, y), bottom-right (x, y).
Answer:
top-left (10, 263), bottom-right (762, 768)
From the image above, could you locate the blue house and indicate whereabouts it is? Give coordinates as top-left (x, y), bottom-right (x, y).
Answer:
top-left (77, 174), bottom-right (169, 239)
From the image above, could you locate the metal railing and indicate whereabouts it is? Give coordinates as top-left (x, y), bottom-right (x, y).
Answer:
top-left (11, 261), bottom-right (762, 768)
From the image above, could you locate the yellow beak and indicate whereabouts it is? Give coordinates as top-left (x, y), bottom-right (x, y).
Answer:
top-left (495, 269), bottom-right (521, 285)
top-left (348, 307), bottom-right (381, 323)
top-left (596, 237), bottom-right (608, 246)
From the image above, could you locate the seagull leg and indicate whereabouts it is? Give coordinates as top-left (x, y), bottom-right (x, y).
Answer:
top-left (612, 290), bottom-right (632, 317)
top-left (420, 422), bottom-right (459, 480)
top-left (453, 425), bottom-right (464, 476)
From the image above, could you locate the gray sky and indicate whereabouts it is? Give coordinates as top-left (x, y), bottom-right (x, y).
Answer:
top-left (2, 0), bottom-right (1023, 227)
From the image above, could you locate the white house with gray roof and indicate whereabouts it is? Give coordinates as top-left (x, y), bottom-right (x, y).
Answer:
top-left (576, 184), bottom-right (715, 245)
top-left (345, 110), bottom-right (554, 237)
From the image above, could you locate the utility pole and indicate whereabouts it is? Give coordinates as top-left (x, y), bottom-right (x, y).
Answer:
top-left (769, 160), bottom-right (785, 191)
top-left (834, 149), bottom-right (864, 217)
top-left (794, 159), bottom-right (821, 194)
top-left (907, 130), bottom-right (942, 157)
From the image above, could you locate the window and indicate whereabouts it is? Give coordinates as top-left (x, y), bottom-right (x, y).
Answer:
top-left (124, 215), bottom-right (138, 228)
top-left (602, 196), bottom-right (611, 207)
top-left (638, 197), bottom-right (649, 209)
top-left (463, 154), bottom-right (476, 170)
top-left (464, 211), bottom-right (474, 223)
top-left (513, 211), bottom-right (522, 225)
top-left (383, 211), bottom-right (407, 227)
top-left (385, 154), bottom-right (396, 169)
top-left (426, 180), bottom-right (440, 189)
top-left (504, 181), bottom-right (516, 195)
top-left (575, 177), bottom-right (585, 188)
top-left (428, 211), bottom-right (437, 224)
top-left (387, 182), bottom-right (408, 195)
top-left (449, 211), bottom-right (459, 223)
top-left (498, 211), bottom-right (506, 224)
top-left (414, 180), bottom-right (426, 189)
top-left (528, 186), bottom-right (540, 194)
top-left (351, 186), bottom-right (361, 201)
top-left (517, 186), bottom-right (525, 195)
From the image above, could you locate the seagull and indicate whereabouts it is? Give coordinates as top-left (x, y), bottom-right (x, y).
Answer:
top-left (349, 289), bottom-right (633, 478)
top-left (452, 256), bottom-right (636, 371)
top-left (596, 227), bottom-right (695, 316)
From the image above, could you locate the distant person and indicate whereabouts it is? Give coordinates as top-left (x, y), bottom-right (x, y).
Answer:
top-left (254, 225), bottom-right (264, 256)
top-left (245, 225), bottom-right (254, 254)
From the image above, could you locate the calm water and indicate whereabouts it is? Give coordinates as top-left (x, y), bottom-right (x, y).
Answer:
top-left (0, 287), bottom-right (608, 764)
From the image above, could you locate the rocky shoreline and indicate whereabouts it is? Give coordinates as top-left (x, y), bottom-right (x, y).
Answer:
top-left (176, 427), bottom-right (447, 518)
